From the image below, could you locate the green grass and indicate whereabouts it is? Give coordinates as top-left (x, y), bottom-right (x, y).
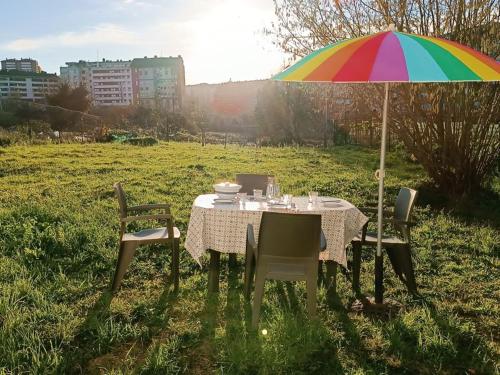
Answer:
top-left (0, 142), bottom-right (498, 374)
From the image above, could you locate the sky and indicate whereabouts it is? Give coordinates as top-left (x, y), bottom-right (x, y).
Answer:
top-left (0, 0), bottom-right (288, 85)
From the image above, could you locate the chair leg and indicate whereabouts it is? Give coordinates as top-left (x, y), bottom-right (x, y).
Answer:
top-left (306, 277), bottom-right (317, 317)
top-left (317, 261), bottom-right (324, 287)
top-left (352, 241), bottom-right (362, 295)
top-left (325, 261), bottom-right (337, 296)
top-left (386, 247), bottom-right (402, 276)
top-left (244, 246), bottom-right (255, 301)
top-left (386, 246), bottom-right (418, 294)
top-left (251, 270), bottom-right (266, 329)
top-left (401, 245), bottom-right (418, 294)
top-left (111, 242), bottom-right (138, 292)
top-left (171, 239), bottom-right (180, 292)
top-left (228, 253), bottom-right (238, 269)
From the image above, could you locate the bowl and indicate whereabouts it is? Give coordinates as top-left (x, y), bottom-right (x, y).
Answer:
top-left (213, 182), bottom-right (242, 194)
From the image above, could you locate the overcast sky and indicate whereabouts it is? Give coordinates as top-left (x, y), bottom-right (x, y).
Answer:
top-left (0, 0), bottom-right (287, 84)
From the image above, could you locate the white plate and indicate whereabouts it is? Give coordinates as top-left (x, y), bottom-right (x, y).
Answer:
top-left (268, 206), bottom-right (289, 210)
top-left (323, 202), bottom-right (343, 208)
top-left (217, 193), bottom-right (237, 199)
top-left (321, 198), bottom-right (341, 203)
top-left (213, 199), bottom-right (236, 204)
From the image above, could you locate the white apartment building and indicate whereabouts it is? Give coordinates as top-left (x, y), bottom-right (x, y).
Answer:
top-left (1, 58), bottom-right (42, 73)
top-left (61, 59), bottom-right (133, 106)
top-left (61, 56), bottom-right (185, 110)
top-left (0, 71), bottom-right (59, 101)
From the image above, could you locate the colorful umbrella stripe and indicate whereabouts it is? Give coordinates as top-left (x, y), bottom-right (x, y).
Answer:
top-left (274, 31), bottom-right (500, 83)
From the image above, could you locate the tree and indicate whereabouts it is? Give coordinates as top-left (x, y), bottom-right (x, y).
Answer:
top-left (46, 84), bottom-right (91, 134)
top-left (255, 81), bottom-right (323, 144)
top-left (128, 106), bottom-right (154, 130)
top-left (390, 83), bottom-right (500, 197)
top-left (268, 0), bottom-right (500, 198)
top-left (156, 111), bottom-right (188, 140)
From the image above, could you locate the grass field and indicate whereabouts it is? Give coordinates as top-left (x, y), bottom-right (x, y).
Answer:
top-left (0, 142), bottom-right (498, 374)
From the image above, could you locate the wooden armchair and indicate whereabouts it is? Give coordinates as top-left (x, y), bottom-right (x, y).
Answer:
top-left (111, 183), bottom-right (180, 292)
top-left (351, 187), bottom-right (418, 295)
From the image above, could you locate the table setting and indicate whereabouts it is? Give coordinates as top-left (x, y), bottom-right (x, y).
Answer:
top-left (185, 177), bottom-right (369, 268)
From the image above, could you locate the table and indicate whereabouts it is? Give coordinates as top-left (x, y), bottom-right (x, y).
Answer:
top-left (185, 194), bottom-right (368, 292)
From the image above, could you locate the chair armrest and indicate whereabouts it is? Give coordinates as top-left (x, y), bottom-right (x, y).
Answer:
top-left (120, 213), bottom-right (172, 223)
top-left (387, 218), bottom-right (417, 227)
top-left (246, 224), bottom-right (257, 257)
top-left (320, 230), bottom-right (327, 251)
top-left (127, 204), bottom-right (170, 212)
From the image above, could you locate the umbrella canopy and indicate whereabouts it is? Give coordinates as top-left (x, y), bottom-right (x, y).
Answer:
top-left (274, 31), bottom-right (500, 83)
top-left (273, 29), bottom-right (499, 305)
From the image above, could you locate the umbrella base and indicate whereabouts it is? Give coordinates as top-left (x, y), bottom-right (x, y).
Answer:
top-left (350, 296), bottom-right (402, 314)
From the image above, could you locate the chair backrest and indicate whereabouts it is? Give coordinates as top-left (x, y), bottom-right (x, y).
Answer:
top-left (236, 174), bottom-right (273, 195)
top-left (113, 183), bottom-right (128, 219)
top-left (393, 187), bottom-right (418, 240)
top-left (258, 211), bottom-right (321, 260)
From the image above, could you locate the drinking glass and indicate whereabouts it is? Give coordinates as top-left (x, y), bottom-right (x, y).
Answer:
top-left (308, 191), bottom-right (319, 205)
top-left (274, 183), bottom-right (281, 199)
top-left (283, 194), bottom-right (293, 208)
top-left (253, 189), bottom-right (263, 200)
top-left (238, 192), bottom-right (247, 202)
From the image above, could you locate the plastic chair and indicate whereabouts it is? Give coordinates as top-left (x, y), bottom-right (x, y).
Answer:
top-left (236, 174), bottom-right (273, 195)
top-left (244, 211), bottom-right (322, 328)
top-left (352, 187), bottom-right (418, 295)
top-left (111, 183), bottom-right (180, 292)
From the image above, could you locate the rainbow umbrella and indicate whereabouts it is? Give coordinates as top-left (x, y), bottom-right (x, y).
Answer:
top-left (274, 27), bottom-right (500, 304)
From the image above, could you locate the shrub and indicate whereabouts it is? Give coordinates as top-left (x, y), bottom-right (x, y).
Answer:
top-left (123, 137), bottom-right (158, 146)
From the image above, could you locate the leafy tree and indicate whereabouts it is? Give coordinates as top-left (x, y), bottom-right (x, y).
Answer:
top-left (255, 81), bottom-right (323, 144)
top-left (91, 106), bottom-right (136, 129)
top-left (268, 0), bottom-right (500, 198)
top-left (156, 112), bottom-right (189, 140)
top-left (16, 120), bottom-right (52, 139)
top-left (128, 106), bottom-right (154, 130)
top-left (46, 84), bottom-right (91, 134)
top-left (0, 111), bottom-right (19, 128)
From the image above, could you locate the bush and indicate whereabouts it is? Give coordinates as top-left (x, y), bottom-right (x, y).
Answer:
top-left (0, 135), bottom-right (12, 147)
top-left (0, 111), bottom-right (19, 128)
top-left (123, 137), bottom-right (158, 146)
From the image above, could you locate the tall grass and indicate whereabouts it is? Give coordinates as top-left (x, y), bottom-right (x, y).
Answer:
top-left (0, 142), bottom-right (498, 374)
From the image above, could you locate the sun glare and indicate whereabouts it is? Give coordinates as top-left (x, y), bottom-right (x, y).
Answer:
top-left (183, 1), bottom-right (283, 83)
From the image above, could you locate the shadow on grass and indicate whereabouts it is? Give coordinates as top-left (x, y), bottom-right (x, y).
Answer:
top-left (144, 279), bottom-right (179, 338)
top-left (59, 274), bottom-right (180, 373)
top-left (58, 289), bottom-right (114, 373)
top-left (416, 182), bottom-right (500, 228)
top-left (217, 274), bottom-right (349, 374)
top-left (381, 297), bottom-right (497, 374)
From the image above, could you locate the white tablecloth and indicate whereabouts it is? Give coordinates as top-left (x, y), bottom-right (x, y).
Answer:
top-left (185, 194), bottom-right (368, 267)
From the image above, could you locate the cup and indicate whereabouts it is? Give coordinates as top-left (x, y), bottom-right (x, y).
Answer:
top-left (238, 192), bottom-right (247, 202)
top-left (253, 189), bottom-right (263, 200)
top-left (308, 191), bottom-right (319, 205)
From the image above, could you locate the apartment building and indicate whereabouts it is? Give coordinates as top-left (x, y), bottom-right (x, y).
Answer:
top-left (0, 70), bottom-right (60, 101)
top-left (61, 56), bottom-right (185, 111)
top-left (131, 56), bottom-right (185, 111)
top-left (1, 58), bottom-right (42, 73)
top-left (60, 59), bottom-right (133, 106)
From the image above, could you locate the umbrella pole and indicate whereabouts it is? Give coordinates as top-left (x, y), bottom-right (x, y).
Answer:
top-left (375, 82), bottom-right (390, 304)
